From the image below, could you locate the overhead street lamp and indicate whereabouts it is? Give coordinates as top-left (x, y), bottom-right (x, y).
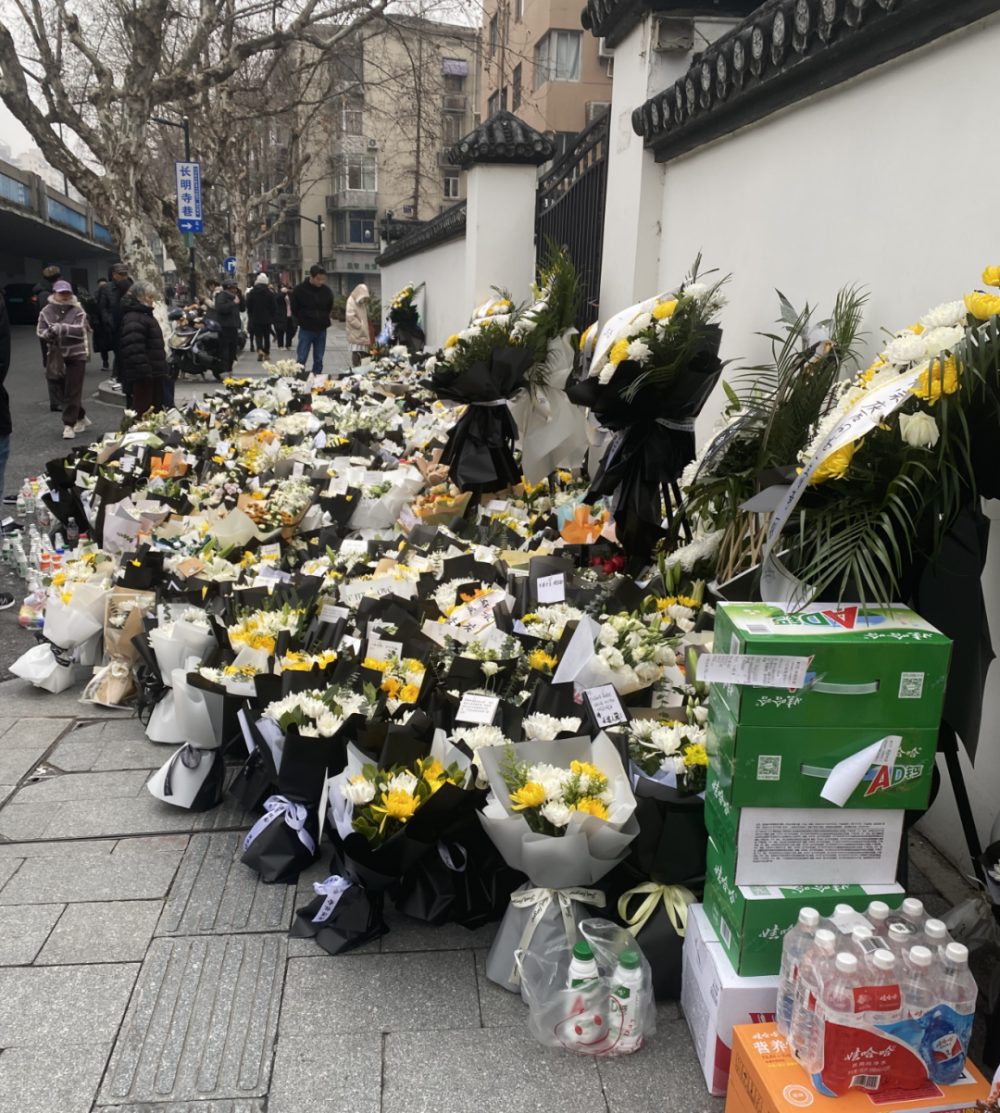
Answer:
top-left (300, 213), bottom-right (326, 270)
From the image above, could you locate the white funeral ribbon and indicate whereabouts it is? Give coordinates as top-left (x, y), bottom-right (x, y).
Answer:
top-left (242, 795), bottom-right (315, 855)
top-left (469, 398), bottom-right (509, 407)
top-left (759, 363), bottom-right (930, 604)
top-left (438, 842), bottom-right (467, 872)
top-left (507, 886), bottom-right (606, 987)
top-left (162, 743), bottom-right (206, 797)
top-left (311, 875), bottom-right (353, 923)
top-left (589, 292), bottom-right (672, 376)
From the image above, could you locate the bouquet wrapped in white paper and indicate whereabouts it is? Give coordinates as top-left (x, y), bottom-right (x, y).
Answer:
top-left (347, 468), bottom-right (425, 530)
top-left (44, 583), bottom-right (107, 649)
top-left (149, 611), bottom-right (215, 686)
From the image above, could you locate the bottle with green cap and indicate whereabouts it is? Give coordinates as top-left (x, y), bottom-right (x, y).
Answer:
top-left (612, 948), bottom-right (647, 1053)
top-left (566, 939), bottom-right (603, 1048)
top-left (568, 940), bottom-right (599, 988)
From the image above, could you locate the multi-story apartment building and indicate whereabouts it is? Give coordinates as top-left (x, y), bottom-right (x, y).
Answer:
top-left (479, 0), bottom-right (612, 156)
top-left (295, 15), bottom-right (481, 298)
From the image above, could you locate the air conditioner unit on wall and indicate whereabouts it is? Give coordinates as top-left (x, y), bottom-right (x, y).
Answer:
top-left (586, 102), bottom-right (611, 123)
top-left (651, 18), bottom-right (694, 52)
top-left (367, 137), bottom-right (379, 150)
top-left (598, 37), bottom-right (614, 59)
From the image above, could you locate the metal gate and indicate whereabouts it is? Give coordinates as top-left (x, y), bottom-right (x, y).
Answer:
top-left (535, 107), bottom-right (609, 335)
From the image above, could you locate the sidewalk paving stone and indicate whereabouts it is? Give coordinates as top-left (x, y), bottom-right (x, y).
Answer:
top-left (157, 832), bottom-right (297, 937)
top-left (269, 1034), bottom-right (382, 1113)
top-left (379, 901), bottom-right (499, 953)
top-left (382, 1027), bottom-right (608, 1113)
top-left (0, 904), bottom-right (63, 964)
top-left (597, 1014), bottom-right (725, 1113)
top-left (0, 679), bottom-right (134, 719)
top-left (0, 846), bottom-right (183, 905)
top-left (0, 1043), bottom-right (112, 1113)
top-left (0, 962), bottom-right (138, 1045)
top-left (99, 1103), bottom-right (266, 1113)
top-left (37, 900), bottom-right (162, 964)
top-left (281, 951), bottom-right (480, 1036)
top-left (11, 769), bottom-right (151, 802)
top-left (99, 934), bottom-right (285, 1106)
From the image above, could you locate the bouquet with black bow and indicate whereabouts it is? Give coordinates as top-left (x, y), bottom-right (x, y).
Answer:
top-left (422, 296), bottom-right (535, 495)
top-left (566, 258), bottom-right (728, 574)
top-left (387, 281), bottom-right (426, 353)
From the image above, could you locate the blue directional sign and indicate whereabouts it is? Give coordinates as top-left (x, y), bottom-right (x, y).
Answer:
top-left (175, 161), bottom-right (203, 234)
top-left (223, 256), bottom-right (237, 274)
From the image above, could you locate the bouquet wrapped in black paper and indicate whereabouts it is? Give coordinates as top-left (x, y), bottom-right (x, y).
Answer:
top-left (387, 281), bottom-right (426, 354)
top-left (566, 259), bottom-right (728, 573)
top-left (423, 301), bottom-right (534, 494)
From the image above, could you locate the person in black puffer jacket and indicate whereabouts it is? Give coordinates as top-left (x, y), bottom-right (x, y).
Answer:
top-left (119, 281), bottom-right (168, 416)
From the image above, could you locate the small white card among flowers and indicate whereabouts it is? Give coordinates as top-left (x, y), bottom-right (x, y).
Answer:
top-left (584, 684), bottom-right (629, 729)
top-left (456, 693), bottom-right (500, 725)
top-left (536, 572), bottom-right (566, 603)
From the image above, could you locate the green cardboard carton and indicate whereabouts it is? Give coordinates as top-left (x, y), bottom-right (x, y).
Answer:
top-left (703, 837), bottom-right (905, 976)
top-left (713, 603), bottom-right (951, 730)
top-left (707, 705), bottom-right (936, 810)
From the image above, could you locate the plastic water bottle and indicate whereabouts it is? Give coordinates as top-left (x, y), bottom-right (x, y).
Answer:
top-left (611, 949), bottom-right (647, 1053)
top-left (814, 953), bottom-right (861, 1074)
top-left (866, 900), bottom-right (890, 933)
top-left (902, 946), bottom-right (939, 1020)
top-left (777, 907), bottom-right (820, 1035)
top-left (924, 918), bottom-right (951, 962)
top-left (849, 924), bottom-right (875, 968)
top-left (922, 942), bottom-right (977, 1084)
top-left (66, 518), bottom-right (80, 546)
top-left (0, 534), bottom-right (10, 563)
top-left (790, 928), bottom-right (837, 1070)
top-left (865, 949), bottom-right (903, 1024)
top-left (887, 921), bottom-right (916, 962)
top-left (566, 940), bottom-right (602, 1047)
top-left (21, 479), bottom-right (32, 515)
top-left (15, 491), bottom-right (25, 519)
top-left (897, 898), bottom-right (927, 937)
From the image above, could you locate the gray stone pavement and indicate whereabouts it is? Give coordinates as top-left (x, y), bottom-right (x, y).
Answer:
top-left (0, 679), bottom-right (990, 1113)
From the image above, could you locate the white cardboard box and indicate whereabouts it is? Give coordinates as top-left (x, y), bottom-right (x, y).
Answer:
top-left (681, 904), bottom-right (780, 1097)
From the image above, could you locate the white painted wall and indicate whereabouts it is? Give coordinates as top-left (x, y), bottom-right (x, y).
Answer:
top-left (629, 12), bottom-right (1000, 872)
top-left (379, 236), bottom-right (465, 350)
top-left (465, 163), bottom-right (537, 310)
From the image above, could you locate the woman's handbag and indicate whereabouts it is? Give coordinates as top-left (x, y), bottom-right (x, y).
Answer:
top-left (45, 340), bottom-right (66, 382)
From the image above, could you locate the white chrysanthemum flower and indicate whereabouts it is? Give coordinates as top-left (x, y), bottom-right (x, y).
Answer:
top-left (340, 776), bottom-right (376, 805)
top-left (316, 712), bottom-right (343, 738)
top-left (387, 770), bottom-right (419, 795)
top-left (626, 339), bottom-right (651, 365)
top-left (884, 332), bottom-right (927, 365)
top-left (920, 301), bottom-right (967, 329)
top-left (597, 362), bottom-right (615, 384)
top-left (522, 713), bottom-right (582, 742)
top-left (922, 325), bottom-right (963, 359)
top-left (683, 282), bottom-right (709, 300)
top-left (631, 312), bottom-right (652, 331)
top-left (424, 356), bottom-right (437, 375)
top-left (452, 725), bottom-right (509, 751)
top-left (541, 800), bottom-right (574, 827)
top-left (532, 762), bottom-right (572, 801)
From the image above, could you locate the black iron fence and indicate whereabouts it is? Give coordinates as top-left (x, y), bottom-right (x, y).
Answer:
top-left (535, 107), bottom-right (609, 335)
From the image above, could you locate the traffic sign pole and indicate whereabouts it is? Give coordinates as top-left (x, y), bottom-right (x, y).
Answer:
top-left (184, 118), bottom-right (196, 299)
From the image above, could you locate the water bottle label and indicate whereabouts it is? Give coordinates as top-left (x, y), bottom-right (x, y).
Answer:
top-left (854, 984), bottom-right (901, 1015)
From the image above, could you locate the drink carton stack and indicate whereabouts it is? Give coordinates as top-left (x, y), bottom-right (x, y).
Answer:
top-left (680, 603), bottom-right (981, 1103)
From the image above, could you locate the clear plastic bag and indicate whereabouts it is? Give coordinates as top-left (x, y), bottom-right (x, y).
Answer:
top-left (516, 917), bottom-right (656, 1056)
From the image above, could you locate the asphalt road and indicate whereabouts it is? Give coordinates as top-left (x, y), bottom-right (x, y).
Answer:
top-left (1, 324), bottom-right (125, 672)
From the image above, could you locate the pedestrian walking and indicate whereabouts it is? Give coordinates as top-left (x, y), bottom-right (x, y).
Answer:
top-left (37, 280), bottom-right (91, 441)
top-left (215, 279), bottom-right (244, 378)
top-left (98, 262), bottom-right (133, 399)
top-left (291, 265), bottom-right (333, 374)
top-left (274, 284), bottom-right (295, 350)
top-left (246, 273), bottom-right (276, 361)
top-left (345, 282), bottom-right (370, 368)
top-left (119, 281), bottom-right (168, 416)
top-left (93, 277), bottom-right (111, 371)
top-left (33, 265), bottom-right (64, 408)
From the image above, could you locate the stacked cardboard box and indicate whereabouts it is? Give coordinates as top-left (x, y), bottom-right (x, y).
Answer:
top-left (702, 603), bottom-right (950, 977)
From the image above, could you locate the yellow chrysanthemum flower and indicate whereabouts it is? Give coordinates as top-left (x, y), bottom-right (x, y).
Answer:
top-left (398, 683), bottom-right (421, 703)
top-left (810, 440), bottom-right (859, 485)
top-left (572, 797), bottom-right (609, 820)
top-left (684, 743), bottom-right (709, 767)
top-left (910, 356), bottom-right (960, 406)
top-left (579, 323), bottom-right (596, 351)
top-left (528, 649), bottom-right (558, 673)
top-left (510, 782), bottom-right (547, 810)
top-left (445, 334), bottom-right (460, 348)
top-left (965, 291), bottom-right (1000, 320)
top-left (372, 789), bottom-right (419, 824)
top-left (653, 300), bottom-right (677, 320)
top-left (51, 572), bottom-right (67, 587)
top-left (571, 760), bottom-right (602, 781)
top-left (362, 656), bottom-right (390, 673)
top-left (381, 676), bottom-right (401, 698)
top-left (982, 266), bottom-right (1000, 288)
top-left (609, 338), bottom-right (631, 366)
top-left (858, 357), bottom-right (886, 386)
top-left (420, 759), bottom-right (445, 785)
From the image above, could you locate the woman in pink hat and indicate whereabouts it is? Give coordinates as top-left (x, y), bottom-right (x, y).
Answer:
top-left (36, 280), bottom-right (91, 439)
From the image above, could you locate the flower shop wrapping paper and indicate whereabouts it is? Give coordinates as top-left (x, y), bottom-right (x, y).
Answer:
top-left (475, 734), bottom-right (639, 890)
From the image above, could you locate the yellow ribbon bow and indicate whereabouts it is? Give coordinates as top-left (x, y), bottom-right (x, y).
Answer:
top-left (618, 883), bottom-right (697, 937)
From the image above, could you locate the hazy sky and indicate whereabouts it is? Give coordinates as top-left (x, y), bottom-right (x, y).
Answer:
top-left (0, 101), bottom-right (36, 157)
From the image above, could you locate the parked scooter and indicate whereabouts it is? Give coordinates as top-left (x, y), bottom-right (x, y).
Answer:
top-left (167, 306), bottom-right (247, 380)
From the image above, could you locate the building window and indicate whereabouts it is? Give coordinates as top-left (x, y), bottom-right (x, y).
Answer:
top-left (535, 30), bottom-right (582, 89)
top-left (489, 14), bottom-right (498, 56)
top-left (331, 50), bottom-right (363, 89)
top-left (442, 112), bottom-right (464, 146)
top-left (487, 90), bottom-right (500, 118)
top-left (444, 172), bottom-right (460, 199)
top-left (336, 154), bottom-right (377, 192)
top-left (512, 64), bottom-right (522, 110)
top-left (340, 99), bottom-right (364, 136)
top-left (349, 211), bottom-right (376, 244)
top-left (443, 74), bottom-right (465, 93)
